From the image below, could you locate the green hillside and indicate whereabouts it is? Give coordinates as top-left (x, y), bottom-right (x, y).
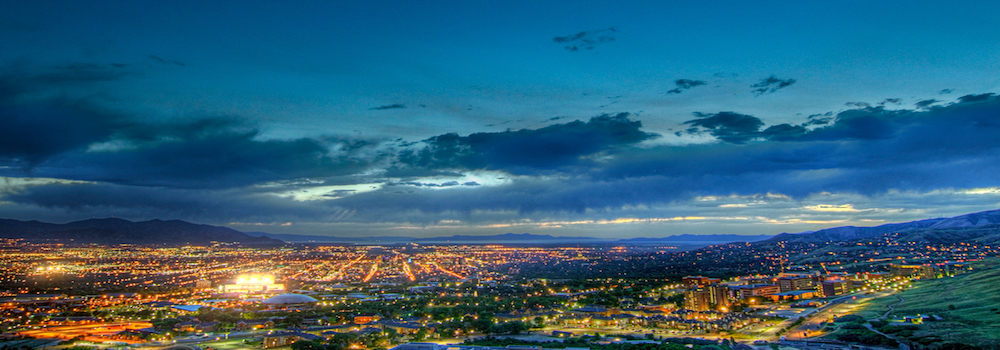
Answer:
top-left (857, 259), bottom-right (1000, 348)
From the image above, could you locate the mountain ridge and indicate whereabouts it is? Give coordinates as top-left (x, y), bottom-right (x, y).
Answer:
top-left (0, 218), bottom-right (282, 245)
top-left (765, 208), bottom-right (1000, 244)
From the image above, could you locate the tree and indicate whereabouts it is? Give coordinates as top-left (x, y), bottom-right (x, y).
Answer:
top-left (291, 340), bottom-right (326, 350)
top-left (414, 328), bottom-right (429, 341)
top-left (283, 315), bottom-right (304, 329)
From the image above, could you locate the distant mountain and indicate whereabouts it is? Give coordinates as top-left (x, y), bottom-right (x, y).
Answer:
top-left (767, 209), bottom-right (1000, 244)
top-left (248, 232), bottom-right (599, 244)
top-left (250, 231), bottom-right (768, 246)
top-left (0, 218), bottom-right (282, 245)
top-left (244, 232), bottom-right (416, 244)
top-left (619, 234), bottom-right (773, 244)
top-left (414, 233), bottom-right (597, 243)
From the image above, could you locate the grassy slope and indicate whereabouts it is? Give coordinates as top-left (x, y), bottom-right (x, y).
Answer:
top-left (856, 260), bottom-right (1000, 347)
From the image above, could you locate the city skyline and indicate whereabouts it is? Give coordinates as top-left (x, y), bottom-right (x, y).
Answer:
top-left (3, 1), bottom-right (1000, 237)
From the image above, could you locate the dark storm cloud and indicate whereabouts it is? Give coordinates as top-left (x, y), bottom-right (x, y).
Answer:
top-left (7, 93), bottom-right (1000, 225)
top-left (18, 117), bottom-right (387, 189)
top-left (49, 130), bottom-right (377, 188)
top-left (681, 112), bottom-right (765, 144)
top-left (805, 112), bottom-right (833, 126)
top-left (0, 62), bottom-right (132, 98)
top-left (679, 111), bottom-right (811, 144)
top-left (398, 112), bottom-right (658, 173)
top-left (667, 79), bottom-right (707, 94)
top-left (0, 63), bottom-right (384, 188)
top-left (2, 181), bottom-right (331, 223)
top-left (552, 27), bottom-right (617, 52)
top-left (0, 64), bottom-right (137, 163)
top-left (750, 75), bottom-right (796, 95)
top-left (914, 99), bottom-right (938, 109)
top-left (369, 104), bottom-right (406, 110)
top-left (609, 95), bottom-right (1000, 194)
top-left (0, 99), bottom-right (124, 164)
top-left (957, 93), bottom-right (995, 103)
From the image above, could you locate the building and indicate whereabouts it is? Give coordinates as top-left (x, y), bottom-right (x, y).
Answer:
top-left (682, 276), bottom-right (720, 288)
top-left (682, 276), bottom-right (710, 288)
top-left (261, 293), bottom-right (319, 309)
top-left (684, 289), bottom-right (712, 311)
top-left (707, 284), bottom-right (729, 308)
top-left (734, 284), bottom-right (779, 300)
top-left (777, 276), bottom-right (814, 292)
top-left (354, 314), bottom-right (380, 324)
top-left (219, 274), bottom-right (285, 294)
top-left (769, 290), bottom-right (817, 302)
top-left (889, 264), bottom-right (938, 279)
top-left (821, 280), bottom-right (850, 297)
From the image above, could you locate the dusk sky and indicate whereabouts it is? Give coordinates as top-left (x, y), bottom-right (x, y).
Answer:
top-left (2, 1), bottom-right (1000, 238)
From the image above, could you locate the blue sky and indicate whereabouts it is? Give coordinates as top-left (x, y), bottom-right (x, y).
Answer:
top-left (2, 1), bottom-right (1000, 238)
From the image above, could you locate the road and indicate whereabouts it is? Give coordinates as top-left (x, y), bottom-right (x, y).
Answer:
top-left (780, 293), bottom-right (880, 341)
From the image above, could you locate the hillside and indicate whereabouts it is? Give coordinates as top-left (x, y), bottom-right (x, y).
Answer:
top-left (0, 218), bottom-right (283, 245)
top-left (767, 209), bottom-right (1000, 244)
top-left (855, 260), bottom-right (1000, 348)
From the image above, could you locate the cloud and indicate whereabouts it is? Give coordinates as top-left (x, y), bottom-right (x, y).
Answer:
top-left (552, 27), bottom-right (617, 52)
top-left (957, 93), bottom-right (994, 103)
top-left (939, 89), bottom-right (954, 94)
top-left (0, 99), bottom-right (126, 165)
top-left (148, 55), bottom-right (186, 67)
top-left (805, 112), bottom-right (833, 126)
top-left (750, 75), bottom-right (796, 96)
top-left (681, 112), bottom-right (765, 144)
top-left (914, 99), bottom-right (938, 109)
top-left (667, 79), bottom-right (707, 94)
top-left (0, 62), bottom-right (387, 188)
top-left (845, 102), bottom-right (870, 108)
top-left (879, 98), bottom-right (902, 106)
top-left (369, 104), bottom-right (407, 110)
top-left (1, 180), bottom-right (332, 224)
top-left (0, 62), bottom-right (132, 98)
top-left (4, 56), bottom-right (1000, 235)
top-left (398, 112), bottom-right (658, 173)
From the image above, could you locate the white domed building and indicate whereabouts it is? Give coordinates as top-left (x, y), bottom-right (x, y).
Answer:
top-left (261, 293), bottom-right (319, 309)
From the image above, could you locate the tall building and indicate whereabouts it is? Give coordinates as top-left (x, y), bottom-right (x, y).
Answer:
top-left (684, 289), bottom-right (712, 311)
top-left (707, 284), bottom-right (729, 308)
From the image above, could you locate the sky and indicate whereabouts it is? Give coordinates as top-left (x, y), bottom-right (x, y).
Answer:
top-left (2, 1), bottom-right (1000, 238)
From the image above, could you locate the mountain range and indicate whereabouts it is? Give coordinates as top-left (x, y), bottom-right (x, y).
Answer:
top-left (0, 218), bottom-right (281, 245)
top-left (1, 208), bottom-right (998, 246)
top-left (766, 208), bottom-right (1000, 244)
top-left (247, 231), bottom-right (773, 245)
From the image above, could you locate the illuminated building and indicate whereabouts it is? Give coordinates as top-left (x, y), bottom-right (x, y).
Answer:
top-left (218, 274), bottom-right (284, 294)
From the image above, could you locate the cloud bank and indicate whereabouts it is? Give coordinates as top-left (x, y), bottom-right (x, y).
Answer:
top-left (2, 60), bottom-right (999, 236)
